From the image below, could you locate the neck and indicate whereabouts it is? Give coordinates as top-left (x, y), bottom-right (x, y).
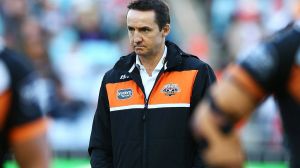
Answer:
top-left (139, 44), bottom-right (165, 75)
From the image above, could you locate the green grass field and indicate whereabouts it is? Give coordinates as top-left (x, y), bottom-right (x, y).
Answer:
top-left (4, 158), bottom-right (89, 168)
top-left (4, 159), bottom-right (288, 168)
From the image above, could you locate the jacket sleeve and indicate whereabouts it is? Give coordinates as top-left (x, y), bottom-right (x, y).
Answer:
top-left (88, 74), bottom-right (113, 168)
top-left (190, 63), bottom-right (216, 112)
top-left (191, 63), bottom-right (216, 168)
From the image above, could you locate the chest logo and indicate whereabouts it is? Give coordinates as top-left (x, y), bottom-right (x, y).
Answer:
top-left (117, 89), bottom-right (133, 100)
top-left (161, 84), bottom-right (180, 96)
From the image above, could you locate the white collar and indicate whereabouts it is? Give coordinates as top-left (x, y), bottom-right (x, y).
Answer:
top-left (136, 45), bottom-right (167, 71)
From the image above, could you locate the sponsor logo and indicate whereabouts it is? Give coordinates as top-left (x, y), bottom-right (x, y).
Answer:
top-left (117, 89), bottom-right (133, 100)
top-left (161, 84), bottom-right (180, 96)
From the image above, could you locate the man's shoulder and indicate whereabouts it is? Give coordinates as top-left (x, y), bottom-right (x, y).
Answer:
top-left (181, 53), bottom-right (211, 70)
top-left (102, 52), bottom-right (135, 83)
top-left (1, 48), bottom-right (34, 74)
top-left (111, 52), bottom-right (135, 70)
top-left (264, 24), bottom-right (300, 49)
top-left (165, 41), bottom-right (212, 69)
top-left (2, 49), bottom-right (38, 88)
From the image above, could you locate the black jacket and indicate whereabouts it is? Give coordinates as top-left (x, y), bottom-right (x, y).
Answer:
top-left (89, 41), bottom-right (216, 168)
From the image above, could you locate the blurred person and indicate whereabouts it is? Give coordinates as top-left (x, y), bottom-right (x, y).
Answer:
top-left (1, 0), bottom-right (28, 51)
top-left (73, 1), bottom-right (108, 41)
top-left (192, 13), bottom-right (300, 168)
top-left (19, 16), bottom-right (70, 120)
top-left (20, 16), bottom-right (50, 74)
top-left (49, 0), bottom-right (121, 104)
top-left (45, 0), bottom-right (120, 153)
top-left (88, 0), bottom-right (216, 168)
top-left (225, 0), bottom-right (264, 61)
top-left (220, 1), bottom-right (273, 154)
top-left (0, 39), bottom-right (50, 167)
top-left (38, 0), bottom-right (65, 35)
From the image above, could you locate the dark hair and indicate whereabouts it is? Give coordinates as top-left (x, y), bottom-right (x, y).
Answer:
top-left (127, 0), bottom-right (170, 31)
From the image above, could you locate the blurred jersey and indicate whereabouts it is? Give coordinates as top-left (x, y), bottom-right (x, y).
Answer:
top-left (228, 21), bottom-right (300, 167)
top-left (0, 47), bottom-right (47, 166)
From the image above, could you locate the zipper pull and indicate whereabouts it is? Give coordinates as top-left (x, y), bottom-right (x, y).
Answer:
top-left (144, 98), bottom-right (148, 108)
top-left (143, 98), bottom-right (148, 121)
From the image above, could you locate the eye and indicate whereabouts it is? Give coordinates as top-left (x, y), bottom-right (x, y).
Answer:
top-left (140, 27), bottom-right (151, 32)
top-left (128, 27), bottom-right (134, 32)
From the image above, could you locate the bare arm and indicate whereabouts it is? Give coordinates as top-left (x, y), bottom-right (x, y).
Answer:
top-left (12, 133), bottom-right (51, 168)
top-left (210, 78), bottom-right (258, 120)
top-left (193, 78), bottom-right (261, 168)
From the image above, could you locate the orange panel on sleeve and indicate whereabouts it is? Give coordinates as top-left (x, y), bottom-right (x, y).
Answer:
top-left (9, 118), bottom-right (48, 145)
top-left (0, 90), bottom-right (12, 129)
top-left (288, 65), bottom-right (300, 102)
top-left (226, 65), bottom-right (266, 101)
top-left (106, 80), bottom-right (145, 108)
top-left (149, 70), bottom-right (198, 105)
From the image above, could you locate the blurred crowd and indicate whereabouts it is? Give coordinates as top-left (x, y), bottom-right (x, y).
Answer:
top-left (0, 0), bottom-right (296, 161)
top-left (0, 0), bottom-right (129, 153)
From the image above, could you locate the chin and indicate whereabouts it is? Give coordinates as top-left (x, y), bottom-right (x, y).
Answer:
top-left (135, 50), bottom-right (144, 55)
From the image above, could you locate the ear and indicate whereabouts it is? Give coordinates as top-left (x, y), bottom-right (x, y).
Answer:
top-left (162, 24), bottom-right (170, 37)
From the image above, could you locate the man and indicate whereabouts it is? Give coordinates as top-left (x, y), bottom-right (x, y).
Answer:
top-left (192, 20), bottom-right (300, 168)
top-left (88, 0), bottom-right (216, 167)
top-left (0, 40), bottom-right (50, 168)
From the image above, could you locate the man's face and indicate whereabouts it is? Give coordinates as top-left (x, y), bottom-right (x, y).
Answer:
top-left (127, 10), bottom-right (169, 58)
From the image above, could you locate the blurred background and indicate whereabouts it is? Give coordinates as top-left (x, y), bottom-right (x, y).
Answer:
top-left (1, 0), bottom-right (297, 167)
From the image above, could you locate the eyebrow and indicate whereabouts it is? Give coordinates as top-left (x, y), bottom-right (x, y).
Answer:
top-left (127, 26), bottom-right (152, 30)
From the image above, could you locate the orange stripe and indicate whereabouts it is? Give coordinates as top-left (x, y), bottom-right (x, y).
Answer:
top-left (226, 65), bottom-right (266, 101)
top-left (0, 90), bottom-right (12, 129)
top-left (149, 70), bottom-right (198, 104)
top-left (288, 65), bottom-right (300, 102)
top-left (106, 80), bottom-right (144, 108)
top-left (9, 118), bottom-right (48, 144)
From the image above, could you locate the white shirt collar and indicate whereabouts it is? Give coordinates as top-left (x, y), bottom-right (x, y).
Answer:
top-left (136, 45), bottom-right (167, 71)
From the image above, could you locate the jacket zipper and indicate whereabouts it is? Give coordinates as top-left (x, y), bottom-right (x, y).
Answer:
top-left (129, 68), bottom-right (165, 168)
top-left (143, 97), bottom-right (148, 168)
top-left (142, 69), bottom-right (165, 168)
top-left (128, 72), bottom-right (148, 168)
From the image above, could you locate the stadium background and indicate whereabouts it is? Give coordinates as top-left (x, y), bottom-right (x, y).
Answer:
top-left (0, 0), bottom-right (296, 167)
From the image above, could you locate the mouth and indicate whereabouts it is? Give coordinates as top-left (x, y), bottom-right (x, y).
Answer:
top-left (134, 46), bottom-right (145, 52)
top-left (134, 46), bottom-right (144, 49)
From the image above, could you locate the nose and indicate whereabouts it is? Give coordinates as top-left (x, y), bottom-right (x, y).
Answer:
top-left (133, 32), bottom-right (142, 44)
